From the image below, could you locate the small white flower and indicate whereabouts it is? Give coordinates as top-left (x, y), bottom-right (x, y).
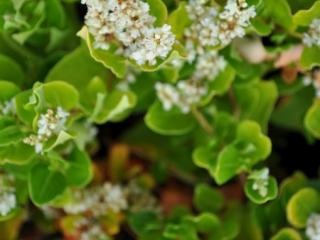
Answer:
top-left (23, 108), bottom-right (69, 154)
top-left (63, 182), bottom-right (127, 216)
top-left (0, 99), bottom-right (15, 116)
top-left (83, 0), bottom-right (175, 66)
top-left (249, 168), bottom-right (269, 197)
top-left (303, 19), bottom-right (320, 48)
top-left (306, 213), bottom-right (320, 240)
top-left (0, 191), bottom-right (16, 216)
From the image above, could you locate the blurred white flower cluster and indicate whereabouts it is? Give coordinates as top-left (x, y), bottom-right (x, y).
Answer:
top-left (303, 19), bottom-right (320, 48)
top-left (82, 0), bottom-right (175, 65)
top-left (249, 168), bottom-right (269, 197)
top-left (0, 175), bottom-right (16, 217)
top-left (156, 80), bottom-right (207, 113)
top-left (156, 0), bottom-right (254, 113)
top-left (303, 69), bottom-right (320, 98)
top-left (23, 107), bottom-right (69, 154)
top-left (63, 182), bottom-right (128, 216)
top-left (0, 99), bottom-right (15, 116)
top-left (185, 0), bottom-right (256, 60)
top-left (306, 213), bottom-right (320, 240)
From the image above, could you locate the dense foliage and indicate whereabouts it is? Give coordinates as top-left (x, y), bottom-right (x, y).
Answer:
top-left (1, 0), bottom-right (320, 239)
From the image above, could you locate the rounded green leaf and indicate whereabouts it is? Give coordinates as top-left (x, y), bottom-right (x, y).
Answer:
top-left (245, 176), bottom-right (278, 204)
top-left (236, 120), bottom-right (272, 161)
top-left (0, 54), bottom-right (24, 85)
top-left (34, 81), bottom-right (79, 111)
top-left (94, 90), bottom-right (137, 124)
top-left (287, 188), bottom-right (320, 228)
top-left (0, 142), bottom-right (34, 165)
top-left (29, 163), bottom-right (67, 205)
top-left (214, 145), bottom-right (242, 184)
top-left (293, 1), bottom-right (320, 26)
top-left (305, 99), bottom-right (320, 138)
top-left (0, 81), bottom-right (20, 102)
top-left (192, 213), bottom-right (220, 233)
top-left (78, 27), bottom-right (126, 78)
top-left (145, 101), bottom-right (196, 135)
top-left (0, 125), bottom-right (24, 147)
top-left (301, 46), bottom-right (320, 70)
top-left (14, 90), bottom-right (36, 126)
top-left (65, 147), bottom-right (92, 187)
top-left (168, 2), bottom-right (191, 39)
top-left (45, 46), bottom-right (108, 93)
top-left (271, 228), bottom-right (302, 240)
top-left (194, 184), bottom-right (224, 213)
top-left (146, 0), bottom-right (167, 26)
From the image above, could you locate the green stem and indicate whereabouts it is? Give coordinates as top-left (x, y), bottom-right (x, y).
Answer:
top-left (191, 107), bottom-right (214, 135)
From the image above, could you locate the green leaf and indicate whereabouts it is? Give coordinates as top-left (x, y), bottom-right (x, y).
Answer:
top-left (0, 142), bottom-right (34, 165)
top-left (0, 81), bottom-right (20, 102)
top-left (235, 121), bottom-right (272, 161)
top-left (214, 145), bottom-right (243, 185)
top-left (128, 211), bottom-right (162, 237)
top-left (271, 228), bottom-right (302, 240)
top-left (293, 1), bottom-right (320, 26)
top-left (45, 46), bottom-right (108, 93)
top-left (0, 125), bottom-right (23, 147)
top-left (145, 101), bottom-right (196, 135)
top-left (280, 172), bottom-right (307, 207)
top-left (45, 0), bottom-right (66, 29)
top-left (94, 90), bottom-right (137, 124)
top-left (29, 163), bottom-right (66, 205)
top-left (207, 65), bottom-right (235, 98)
top-left (0, 54), bottom-right (24, 85)
top-left (168, 2), bottom-right (191, 39)
top-left (271, 87), bottom-right (314, 131)
top-left (45, 131), bottom-right (73, 152)
top-left (300, 46), bottom-right (320, 70)
top-left (14, 90), bottom-right (36, 126)
top-left (251, 17), bottom-right (274, 36)
top-left (287, 188), bottom-right (320, 228)
top-left (262, 0), bottom-right (293, 30)
top-left (78, 27), bottom-right (126, 78)
top-left (192, 213), bottom-right (220, 233)
top-left (146, 0), bottom-right (167, 26)
top-left (234, 81), bottom-right (278, 131)
top-left (65, 147), bottom-right (92, 187)
top-left (194, 184), bottom-right (224, 213)
top-left (33, 81), bottom-right (79, 111)
top-left (245, 176), bottom-right (278, 204)
top-left (305, 99), bottom-right (320, 138)
top-left (193, 146), bottom-right (217, 170)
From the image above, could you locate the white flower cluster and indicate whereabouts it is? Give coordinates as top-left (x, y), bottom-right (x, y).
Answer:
top-left (303, 19), bottom-right (320, 48)
top-left (23, 107), bottom-right (69, 154)
top-left (116, 68), bottom-right (139, 91)
top-left (306, 213), bottom-right (320, 240)
top-left (194, 51), bottom-right (227, 80)
top-left (249, 168), bottom-right (269, 197)
top-left (156, 49), bottom-right (226, 113)
top-left (82, 0), bottom-right (175, 65)
top-left (0, 99), bottom-right (15, 116)
top-left (80, 224), bottom-right (110, 240)
top-left (155, 80), bottom-right (207, 113)
top-left (185, 0), bottom-right (256, 55)
top-left (0, 175), bottom-right (17, 217)
top-left (303, 70), bottom-right (320, 98)
top-left (63, 182), bottom-right (127, 216)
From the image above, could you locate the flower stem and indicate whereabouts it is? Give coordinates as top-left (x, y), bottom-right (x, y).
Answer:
top-left (191, 107), bottom-right (214, 135)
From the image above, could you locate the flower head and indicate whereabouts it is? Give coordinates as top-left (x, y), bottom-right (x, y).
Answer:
top-left (303, 19), bottom-right (320, 47)
top-left (306, 213), bottom-right (320, 240)
top-left (249, 168), bottom-right (269, 197)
